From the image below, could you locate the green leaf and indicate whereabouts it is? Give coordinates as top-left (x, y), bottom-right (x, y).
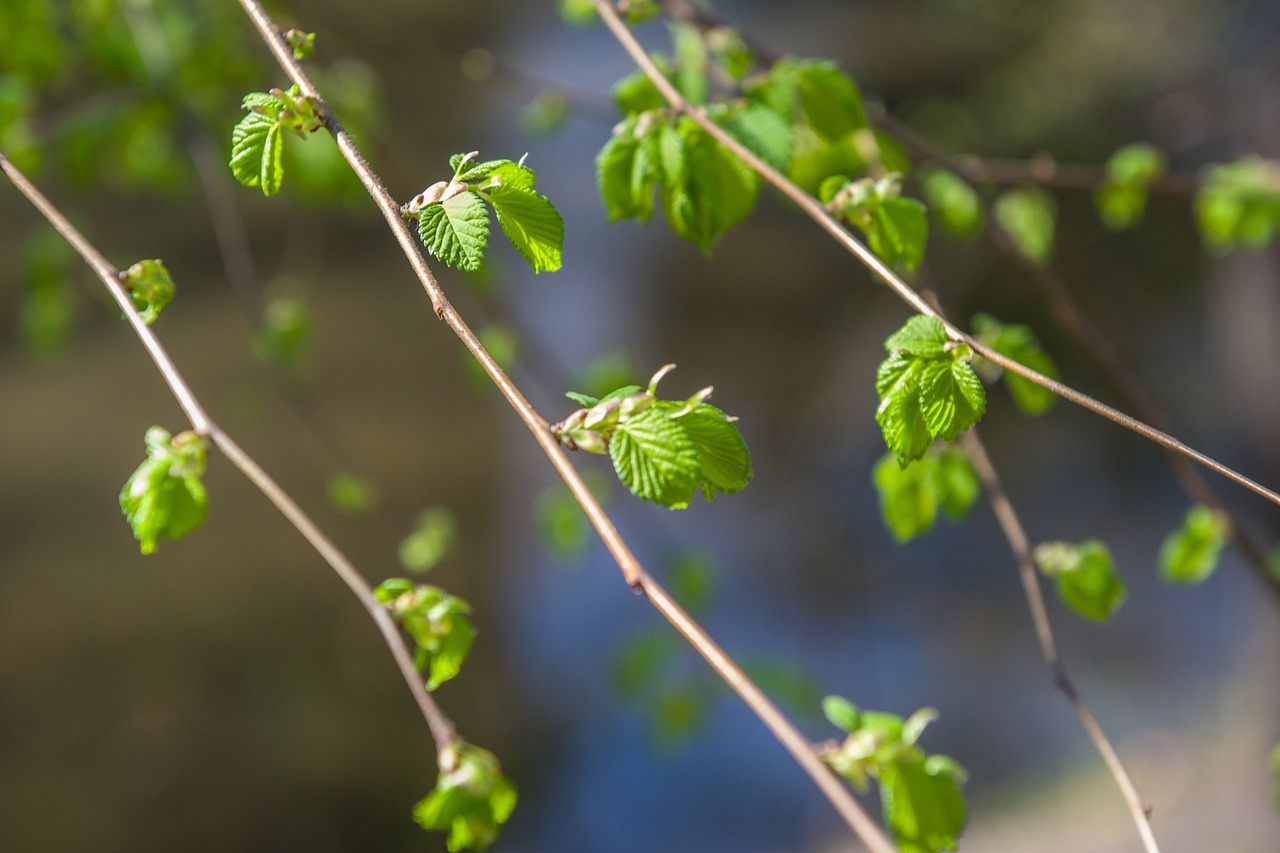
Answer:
top-left (609, 408), bottom-right (701, 509)
top-left (822, 695), bottom-right (861, 734)
top-left (119, 427), bottom-right (209, 555)
top-left (678, 122), bottom-right (760, 251)
top-left (399, 507), bottom-right (457, 573)
top-left (875, 353), bottom-right (933, 468)
top-left (486, 184), bottom-right (564, 273)
top-left (971, 314), bottom-right (1059, 415)
top-left (328, 471), bottom-right (377, 515)
top-left (377, 580), bottom-right (475, 690)
top-left (418, 191), bottom-right (491, 271)
top-left (597, 131), bottom-right (640, 221)
top-left (724, 102), bottom-right (793, 172)
top-left (1095, 144), bottom-right (1164, 231)
top-left (885, 315), bottom-right (949, 358)
top-left (670, 21), bottom-right (708, 105)
top-left (922, 170), bottom-right (983, 239)
top-left (1034, 540), bottom-right (1126, 622)
top-left (671, 403), bottom-right (752, 499)
top-left (120, 259), bottom-right (175, 325)
top-left (614, 628), bottom-right (679, 699)
top-left (668, 550), bottom-right (718, 614)
top-left (558, 0), bottom-right (597, 25)
top-left (1159, 504), bottom-right (1230, 585)
top-left (284, 29), bottom-right (315, 60)
top-left (934, 447), bottom-right (979, 520)
top-left (255, 297), bottom-right (313, 379)
top-left (795, 61), bottom-right (868, 141)
top-left (229, 111), bottom-right (284, 196)
top-left (612, 68), bottom-right (664, 115)
top-left (874, 453), bottom-right (938, 542)
top-left (868, 197), bottom-right (929, 271)
top-left (881, 760), bottom-right (967, 853)
top-left (994, 188), bottom-right (1056, 265)
top-left (414, 741), bottom-right (517, 851)
top-left (1196, 158), bottom-right (1280, 252)
top-left (918, 354), bottom-right (985, 442)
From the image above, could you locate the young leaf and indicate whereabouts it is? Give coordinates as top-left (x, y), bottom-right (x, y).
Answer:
top-left (120, 259), bottom-right (175, 325)
top-left (794, 61), bottom-right (869, 141)
top-left (724, 102), bottom-right (793, 172)
top-left (669, 403), bottom-right (752, 499)
top-left (1196, 157), bottom-right (1280, 253)
top-left (1095, 143), bottom-right (1164, 231)
top-left (922, 169), bottom-right (983, 239)
top-left (874, 453), bottom-right (938, 542)
top-left (875, 353), bottom-right (933, 467)
top-left (414, 741), bottom-right (517, 851)
top-left (418, 191), bottom-right (490, 272)
top-left (1034, 540), bottom-right (1126, 622)
top-left (918, 352), bottom-right (985, 442)
top-left (886, 315), bottom-right (949, 358)
top-left (610, 407), bottom-right (701, 510)
top-left (486, 184), bottom-right (564, 273)
top-left (328, 471), bottom-right (377, 515)
top-left (682, 123), bottom-right (760, 251)
top-left (229, 111), bottom-right (282, 195)
top-left (376, 580), bottom-right (474, 690)
top-left (971, 314), bottom-right (1060, 416)
top-left (822, 695), bottom-right (862, 734)
top-left (933, 447), bottom-right (979, 520)
top-left (670, 21), bottom-right (709, 105)
top-left (1159, 504), bottom-right (1230, 585)
top-left (869, 196), bottom-right (929, 272)
top-left (597, 131), bottom-right (641, 221)
top-left (994, 188), bottom-right (1056, 265)
top-left (119, 427), bottom-right (208, 555)
top-left (399, 507), bottom-right (457, 574)
top-left (881, 760), bottom-right (967, 853)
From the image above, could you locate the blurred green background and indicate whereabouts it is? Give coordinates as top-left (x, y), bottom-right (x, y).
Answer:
top-left (2, 0), bottom-right (1279, 850)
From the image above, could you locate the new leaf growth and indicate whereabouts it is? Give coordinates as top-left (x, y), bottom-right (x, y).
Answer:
top-left (119, 259), bottom-right (175, 325)
top-left (375, 579), bottom-right (474, 690)
top-left (415, 740), bottom-right (518, 851)
top-left (229, 84), bottom-right (324, 197)
top-left (875, 316), bottom-right (986, 467)
top-left (119, 426), bottom-right (209, 554)
top-left (820, 696), bottom-right (967, 853)
top-left (403, 151), bottom-right (564, 274)
top-left (1034, 540), bottom-right (1127, 622)
top-left (551, 364), bottom-right (752, 509)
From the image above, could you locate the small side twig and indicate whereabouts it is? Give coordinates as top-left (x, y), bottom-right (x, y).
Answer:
top-left (0, 150), bottom-right (459, 755)
top-left (961, 431), bottom-right (1161, 853)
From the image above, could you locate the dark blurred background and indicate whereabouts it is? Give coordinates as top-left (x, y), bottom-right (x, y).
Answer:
top-left (2, 0), bottom-right (1279, 850)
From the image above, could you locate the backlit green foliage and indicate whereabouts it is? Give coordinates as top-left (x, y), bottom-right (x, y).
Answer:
top-left (922, 169), bottom-right (983, 239)
top-left (399, 507), bottom-right (457, 574)
top-left (375, 579), bottom-right (474, 690)
top-left (404, 152), bottom-right (564, 273)
top-left (1196, 157), bottom-right (1280, 252)
top-left (119, 426), bottom-right (209, 555)
top-left (415, 740), bottom-right (518, 851)
top-left (821, 697), bottom-right (967, 853)
top-left (822, 173), bottom-right (928, 272)
top-left (873, 447), bottom-right (980, 542)
top-left (994, 187), bottom-right (1056, 265)
top-left (876, 316), bottom-right (986, 467)
top-left (971, 314), bottom-right (1060, 415)
top-left (119, 259), bottom-right (175, 325)
top-left (229, 85), bottom-right (324, 196)
top-left (1095, 143), bottom-right (1164, 231)
top-left (1034, 540), bottom-right (1126, 622)
top-left (1159, 504), bottom-right (1230, 585)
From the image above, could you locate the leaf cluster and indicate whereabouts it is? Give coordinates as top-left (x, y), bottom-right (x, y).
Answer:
top-left (970, 313), bottom-right (1059, 416)
top-left (403, 152), bottom-right (564, 274)
top-left (876, 316), bottom-right (986, 467)
top-left (119, 258), bottom-right (175, 325)
top-left (375, 579), bottom-right (474, 690)
top-left (119, 426), bottom-right (208, 555)
top-left (821, 697), bottom-right (967, 853)
top-left (229, 84), bottom-right (324, 197)
top-left (414, 740), bottom-right (517, 852)
top-left (821, 173), bottom-right (928, 272)
top-left (873, 447), bottom-right (980, 543)
top-left (1033, 540), bottom-right (1126, 622)
top-left (551, 365), bottom-right (752, 510)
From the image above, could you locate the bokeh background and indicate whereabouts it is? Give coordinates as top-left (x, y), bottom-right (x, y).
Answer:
top-left (2, 0), bottom-right (1279, 850)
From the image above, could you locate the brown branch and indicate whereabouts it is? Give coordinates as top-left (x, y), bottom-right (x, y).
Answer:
top-left (960, 431), bottom-right (1161, 853)
top-left (232, 2), bottom-right (897, 849)
top-left (590, 0), bottom-right (1280, 513)
top-left (0, 150), bottom-right (459, 756)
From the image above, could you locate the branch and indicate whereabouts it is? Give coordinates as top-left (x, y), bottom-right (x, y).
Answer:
top-left (0, 150), bottom-right (459, 756)
top-left (960, 431), bottom-right (1161, 853)
top-left (231, 2), bottom-right (897, 849)
top-left (589, 0), bottom-right (1280, 513)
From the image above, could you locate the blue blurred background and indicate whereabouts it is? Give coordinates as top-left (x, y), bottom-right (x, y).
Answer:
top-left (1, 1), bottom-right (1279, 850)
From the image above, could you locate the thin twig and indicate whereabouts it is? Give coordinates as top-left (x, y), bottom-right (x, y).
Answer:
top-left (232, 2), bottom-right (897, 849)
top-left (876, 110), bottom-right (1280, 606)
top-left (0, 150), bottom-right (458, 756)
top-left (960, 431), bottom-right (1162, 853)
top-left (589, 0), bottom-right (1280, 512)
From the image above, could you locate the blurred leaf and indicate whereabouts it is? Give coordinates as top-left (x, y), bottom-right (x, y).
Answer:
top-left (376, 579), bottom-right (474, 690)
top-left (881, 760), bottom-right (967, 853)
top-left (520, 89), bottom-right (570, 136)
top-left (1196, 158), bottom-right (1280, 253)
top-left (650, 683), bottom-right (711, 749)
top-left (1159, 504), bottom-right (1230, 585)
top-left (922, 169), bottom-right (982, 239)
top-left (414, 741), bottom-right (517, 851)
top-left (614, 628), bottom-right (679, 699)
top-left (670, 21), bottom-right (708, 105)
top-left (668, 551), bottom-right (717, 614)
top-left (399, 507), bottom-right (457, 574)
top-left (994, 188), bottom-right (1056, 265)
top-left (120, 258), bottom-right (175, 325)
top-left (465, 324), bottom-right (517, 386)
top-left (971, 314), bottom-right (1060, 415)
top-left (874, 453), bottom-right (937, 542)
top-left (742, 659), bottom-right (822, 721)
top-left (1095, 143), bottom-right (1164, 231)
top-left (255, 296), bottom-right (313, 379)
top-left (822, 695), bottom-right (861, 734)
top-left (328, 471), bottom-right (378, 515)
top-left (1034, 540), bottom-right (1126, 622)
